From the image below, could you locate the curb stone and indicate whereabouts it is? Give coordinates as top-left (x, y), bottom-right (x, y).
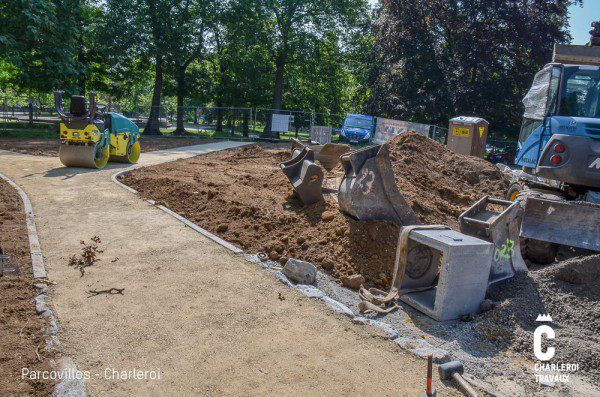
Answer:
top-left (0, 172), bottom-right (86, 396)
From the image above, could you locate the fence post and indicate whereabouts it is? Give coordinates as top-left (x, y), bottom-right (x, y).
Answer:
top-left (28, 102), bottom-right (33, 125)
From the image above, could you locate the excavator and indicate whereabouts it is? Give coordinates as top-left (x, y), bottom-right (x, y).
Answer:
top-left (55, 91), bottom-right (141, 169)
top-left (506, 23), bottom-right (600, 264)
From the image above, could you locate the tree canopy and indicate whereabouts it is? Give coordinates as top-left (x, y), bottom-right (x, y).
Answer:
top-left (367, 0), bottom-right (580, 138)
top-left (0, 0), bottom-right (580, 138)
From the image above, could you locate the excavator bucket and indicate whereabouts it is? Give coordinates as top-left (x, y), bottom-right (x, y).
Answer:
top-left (280, 146), bottom-right (324, 206)
top-left (521, 197), bottom-right (600, 252)
top-left (291, 138), bottom-right (307, 159)
top-left (315, 143), bottom-right (350, 171)
top-left (290, 138), bottom-right (349, 171)
top-left (459, 196), bottom-right (527, 284)
top-left (338, 144), bottom-right (419, 226)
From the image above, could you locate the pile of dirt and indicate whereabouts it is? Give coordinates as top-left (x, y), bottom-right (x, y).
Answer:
top-left (474, 254), bottom-right (600, 382)
top-left (387, 132), bottom-right (508, 229)
top-left (0, 179), bottom-right (55, 395)
top-left (122, 133), bottom-right (509, 288)
top-left (123, 145), bottom-right (399, 286)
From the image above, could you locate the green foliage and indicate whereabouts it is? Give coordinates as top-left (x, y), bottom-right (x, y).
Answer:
top-left (367, 0), bottom-right (580, 138)
top-left (0, 0), bottom-right (84, 92)
top-left (0, 0), bottom-right (579, 136)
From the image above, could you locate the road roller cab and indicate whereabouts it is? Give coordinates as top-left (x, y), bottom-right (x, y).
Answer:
top-left (55, 91), bottom-right (141, 169)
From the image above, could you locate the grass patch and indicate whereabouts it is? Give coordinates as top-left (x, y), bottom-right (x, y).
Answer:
top-left (0, 121), bottom-right (57, 139)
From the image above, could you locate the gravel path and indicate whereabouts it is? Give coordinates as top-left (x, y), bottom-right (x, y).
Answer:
top-left (0, 143), bottom-right (458, 396)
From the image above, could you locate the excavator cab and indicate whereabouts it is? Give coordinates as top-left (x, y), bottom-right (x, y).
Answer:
top-left (515, 64), bottom-right (600, 189)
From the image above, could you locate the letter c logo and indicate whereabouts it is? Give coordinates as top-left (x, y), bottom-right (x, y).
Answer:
top-left (534, 325), bottom-right (555, 361)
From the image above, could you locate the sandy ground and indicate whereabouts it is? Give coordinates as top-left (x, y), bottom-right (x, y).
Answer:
top-left (0, 143), bottom-right (459, 396)
top-left (0, 136), bottom-right (218, 157)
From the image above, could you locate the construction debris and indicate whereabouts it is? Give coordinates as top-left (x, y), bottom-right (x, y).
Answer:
top-left (282, 258), bottom-right (317, 285)
top-left (459, 196), bottom-right (527, 284)
top-left (122, 134), bottom-right (509, 287)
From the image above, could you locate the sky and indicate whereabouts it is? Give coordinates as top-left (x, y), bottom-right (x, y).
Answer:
top-left (568, 1), bottom-right (599, 44)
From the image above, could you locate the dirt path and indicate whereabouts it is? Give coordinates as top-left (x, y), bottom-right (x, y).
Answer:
top-left (0, 144), bottom-right (458, 396)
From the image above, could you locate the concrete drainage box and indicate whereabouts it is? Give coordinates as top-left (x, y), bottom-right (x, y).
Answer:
top-left (398, 229), bottom-right (493, 321)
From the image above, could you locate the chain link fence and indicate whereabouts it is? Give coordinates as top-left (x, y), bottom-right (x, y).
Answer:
top-left (253, 108), bottom-right (345, 141)
top-left (1, 93), bottom-right (502, 153)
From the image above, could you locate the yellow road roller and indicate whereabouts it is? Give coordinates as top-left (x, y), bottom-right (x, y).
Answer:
top-left (55, 91), bottom-right (141, 168)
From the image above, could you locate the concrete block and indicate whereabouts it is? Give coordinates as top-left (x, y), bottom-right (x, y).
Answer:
top-left (398, 229), bottom-right (493, 321)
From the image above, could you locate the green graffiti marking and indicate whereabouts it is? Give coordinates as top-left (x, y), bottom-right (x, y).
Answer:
top-left (494, 238), bottom-right (515, 262)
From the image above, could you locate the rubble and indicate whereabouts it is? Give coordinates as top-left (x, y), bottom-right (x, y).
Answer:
top-left (282, 258), bottom-right (317, 284)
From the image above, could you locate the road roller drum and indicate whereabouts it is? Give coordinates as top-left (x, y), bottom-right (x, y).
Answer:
top-left (59, 143), bottom-right (110, 169)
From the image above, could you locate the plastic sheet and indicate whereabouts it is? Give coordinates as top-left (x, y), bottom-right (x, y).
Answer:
top-left (522, 65), bottom-right (553, 120)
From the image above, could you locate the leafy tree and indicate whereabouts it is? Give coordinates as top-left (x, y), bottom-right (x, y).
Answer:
top-left (249, 0), bottom-right (368, 138)
top-left (0, 0), bottom-right (84, 93)
top-left (367, 0), bottom-right (579, 139)
top-left (200, 0), bottom-right (274, 134)
top-left (104, 0), bottom-right (213, 134)
top-left (164, 0), bottom-right (214, 134)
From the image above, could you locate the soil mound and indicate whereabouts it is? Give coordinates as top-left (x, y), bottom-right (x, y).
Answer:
top-left (387, 131), bottom-right (508, 229)
top-left (0, 179), bottom-right (55, 395)
top-left (122, 134), bottom-right (508, 287)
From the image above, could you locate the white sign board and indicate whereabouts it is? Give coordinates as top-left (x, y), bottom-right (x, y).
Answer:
top-left (373, 117), bottom-right (430, 144)
top-left (271, 114), bottom-right (291, 132)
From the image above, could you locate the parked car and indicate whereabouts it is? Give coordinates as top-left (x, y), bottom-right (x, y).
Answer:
top-left (339, 114), bottom-right (375, 144)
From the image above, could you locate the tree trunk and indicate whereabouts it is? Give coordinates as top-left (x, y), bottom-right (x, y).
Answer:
top-left (144, 55), bottom-right (163, 135)
top-left (262, 53), bottom-right (286, 139)
top-left (272, 54), bottom-right (285, 110)
top-left (228, 109), bottom-right (234, 135)
top-left (77, 37), bottom-right (86, 95)
top-left (216, 102), bottom-right (223, 133)
top-left (173, 66), bottom-right (186, 135)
